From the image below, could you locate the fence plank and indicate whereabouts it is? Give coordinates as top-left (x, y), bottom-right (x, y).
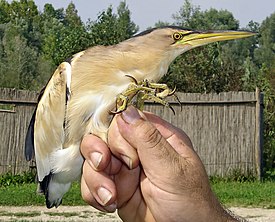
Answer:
top-left (144, 91), bottom-right (261, 177)
top-left (255, 88), bottom-right (264, 180)
top-left (0, 88), bottom-right (263, 178)
top-left (0, 88), bottom-right (38, 174)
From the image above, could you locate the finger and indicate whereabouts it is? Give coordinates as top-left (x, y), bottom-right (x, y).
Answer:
top-left (114, 164), bottom-right (140, 208)
top-left (144, 112), bottom-right (194, 155)
top-left (81, 176), bottom-right (117, 213)
top-left (82, 160), bottom-right (118, 211)
top-left (144, 111), bottom-right (193, 147)
top-left (116, 106), bottom-right (184, 180)
top-left (81, 134), bottom-right (111, 171)
top-left (117, 107), bottom-right (208, 189)
top-left (108, 115), bottom-right (139, 169)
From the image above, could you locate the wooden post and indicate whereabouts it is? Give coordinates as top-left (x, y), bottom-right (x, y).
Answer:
top-left (255, 87), bottom-right (264, 180)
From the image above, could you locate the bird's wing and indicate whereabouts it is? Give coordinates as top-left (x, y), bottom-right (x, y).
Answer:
top-left (25, 109), bottom-right (36, 161)
top-left (25, 85), bottom-right (47, 161)
top-left (34, 62), bottom-right (71, 182)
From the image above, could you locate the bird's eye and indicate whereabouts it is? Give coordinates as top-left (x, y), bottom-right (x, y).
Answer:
top-left (173, 32), bottom-right (182, 41)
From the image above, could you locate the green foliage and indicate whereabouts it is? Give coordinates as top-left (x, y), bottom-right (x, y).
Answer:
top-left (211, 181), bottom-right (275, 208)
top-left (0, 1), bottom-right (138, 88)
top-left (0, 0), bottom-right (50, 90)
top-left (0, 180), bottom-right (274, 208)
top-left (0, 183), bottom-right (44, 206)
top-left (163, 43), bottom-right (245, 93)
top-left (0, 24), bottom-right (40, 89)
top-left (161, 0), bottom-right (244, 93)
top-left (40, 3), bottom-right (91, 66)
top-left (0, 172), bottom-right (35, 187)
top-left (172, 0), bottom-right (239, 30)
top-left (0, 182), bottom-right (85, 206)
top-left (86, 2), bottom-right (138, 46)
top-left (254, 13), bottom-right (275, 70)
top-left (252, 14), bottom-right (275, 178)
top-left (210, 169), bottom-right (257, 184)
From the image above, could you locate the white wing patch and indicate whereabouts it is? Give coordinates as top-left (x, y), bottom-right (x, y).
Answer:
top-left (65, 51), bottom-right (84, 96)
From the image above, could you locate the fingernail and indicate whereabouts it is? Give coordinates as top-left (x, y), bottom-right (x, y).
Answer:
top-left (121, 155), bottom-right (133, 169)
top-left (105, 202), bottom-right (117, 212)
top-left (89, 152), bottom-right (102, 169)
top-left (121, 106), bottom-right (141, 124)
top-left (97, 187), bottom-right (112, 206)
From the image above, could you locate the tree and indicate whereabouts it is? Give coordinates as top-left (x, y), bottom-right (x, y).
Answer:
top-left (172, 0), bottom-right (200, 29)
top-left (0, 1), bottom-right (59, 89)
top-left (172, 0), bottom-right (239, 30)
top-left (42, 3), bottom-right (64, 22)
top-left (253, 13), bottom-right (275, 178)
top-left (161, 0), bottom-right (242, 93)
top-left (0, 0), bottom-right (10, 24)
top-left (116, 1), bottom-right (138, 39)
top-left (87, 2), bottom-right (138, 46)
top-left (64, 2), bottom-right (82, 27)
top-left (154, 21), bottom-right (171, 28)
top-left (0, 23), bottom-right (39, 89)
top-left (254, 13), bottom-right (275, 73)
top-left (40, 3), bottom-right (90, 66)
top-left (0, 0), bottom-right (41, 48)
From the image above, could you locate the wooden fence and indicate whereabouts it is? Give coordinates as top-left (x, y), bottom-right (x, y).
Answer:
top-left (0, 88), bottom-right (38, 174)
top-left (0, 88), bottom-right (264, 178)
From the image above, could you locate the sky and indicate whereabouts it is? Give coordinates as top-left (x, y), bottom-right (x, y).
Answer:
top-left (22, 0), bottom-right (275, 30)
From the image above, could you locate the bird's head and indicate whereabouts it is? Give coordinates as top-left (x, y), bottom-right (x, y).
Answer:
top-left (117, 26), bottom-right (255, 81)
top-left (133, 26), bottom-right (255, 57)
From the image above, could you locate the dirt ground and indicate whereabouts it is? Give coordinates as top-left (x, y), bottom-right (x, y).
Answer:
top-left (0, 206), bottom-right (274, 221)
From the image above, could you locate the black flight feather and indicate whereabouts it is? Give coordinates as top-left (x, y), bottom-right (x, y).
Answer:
top-left (24, 86), bottom-right (45, 161)
top-left (39, 173), bottom-right (57, 208)
top-left (24, 109), bottom-right (36, 161)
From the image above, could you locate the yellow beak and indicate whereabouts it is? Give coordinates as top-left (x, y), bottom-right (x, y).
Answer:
top-left (178, 30), bottom-right (255, 47)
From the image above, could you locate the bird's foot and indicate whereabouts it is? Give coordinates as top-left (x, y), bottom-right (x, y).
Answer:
top-left (111, 76), bottom-right (178, 114)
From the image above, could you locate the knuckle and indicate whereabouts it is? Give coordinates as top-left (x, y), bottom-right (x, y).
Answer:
top-left (81, 189), bottom-right (91, 203)
top-left (80, 178), bottom-right (93, 204)
top-left (139, 123), bottom-right (163, 149)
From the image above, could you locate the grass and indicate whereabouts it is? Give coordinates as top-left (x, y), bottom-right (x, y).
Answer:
top-left (211, 181), bottom-right (275, 208)
top-left (0, 182), bottom-right (86, 206)
top-left (0, 180), bottom-right (274, 208)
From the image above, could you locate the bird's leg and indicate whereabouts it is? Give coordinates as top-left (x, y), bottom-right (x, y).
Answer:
top-left (114, 94), bottom-right (129, 113)
top-left (112, 76), bottom-right (178, 114)
top-left (146, 83), bottom-right (176, 98)
top-left (112, 86), bottom-right (155, 114)
top-left (138, 92), bottom-right (176, 114)
top-left (147, 83), bottom-right (182, 110)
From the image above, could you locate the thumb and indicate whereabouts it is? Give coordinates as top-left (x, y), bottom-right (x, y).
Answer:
top-left (116, 106), bottom-right (181, 179)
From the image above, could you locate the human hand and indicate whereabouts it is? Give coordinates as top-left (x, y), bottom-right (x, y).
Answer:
top-left (81, 106), bottom-right (237, 222)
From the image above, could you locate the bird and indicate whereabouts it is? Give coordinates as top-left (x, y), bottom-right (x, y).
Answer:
top-left (25, 26), bottom-right (254, 208)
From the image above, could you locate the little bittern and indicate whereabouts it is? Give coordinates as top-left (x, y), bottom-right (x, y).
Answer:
top-left (25, 26), bottom-right (254, 208)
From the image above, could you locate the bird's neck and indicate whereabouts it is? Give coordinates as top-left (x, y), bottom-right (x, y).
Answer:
top-left (125, 51), bottom-right (173, 83)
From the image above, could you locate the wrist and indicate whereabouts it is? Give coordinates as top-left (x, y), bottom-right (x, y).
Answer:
top-left (223, 208), bottom-right (248, 222)
top-left (203, 195), bottom-right (247, 222)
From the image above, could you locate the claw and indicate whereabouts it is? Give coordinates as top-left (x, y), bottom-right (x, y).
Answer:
top-left (168, 86), bottom-right (177, 96)
top-left (125, 74), bottom-right (138, 85)
top-left (109, 109), bottom-right (123, 115)
top-left (168, 104), bottom-right (176, 115)
top-left (173, 93), bottom-right (182, 111)
top-left (113, 79), bottom-right (178, 114)
top-left (111, 94), bottom-right (129, 114)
